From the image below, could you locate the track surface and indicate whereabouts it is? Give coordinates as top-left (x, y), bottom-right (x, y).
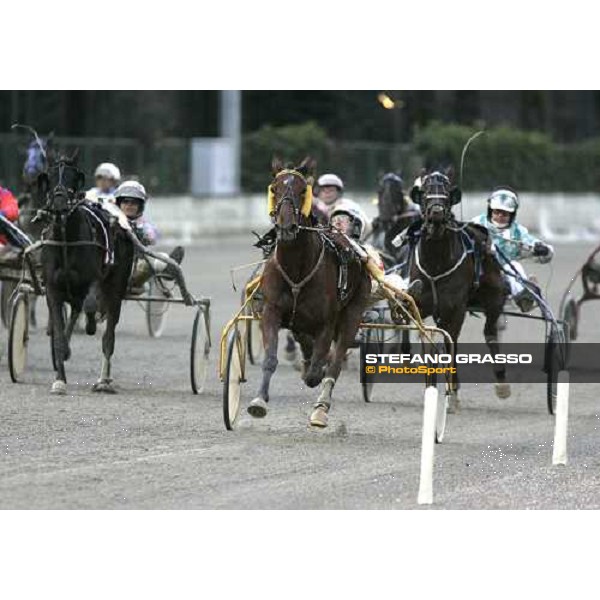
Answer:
top-left (0, 238), bottom-right (599, 509)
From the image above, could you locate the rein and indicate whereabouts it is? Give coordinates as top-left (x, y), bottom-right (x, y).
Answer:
top-left (415, 230), bottom-right (469, 321)
top-left (273, 235), bottom-right (326, 329)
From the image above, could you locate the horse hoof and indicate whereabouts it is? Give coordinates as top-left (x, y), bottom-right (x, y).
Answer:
top-left (309, 406), bottom-right (329, 428)
top-left (447, 392), bottom-right (460, 414)
top-left (92, 380), bottom-right (117, 394)
top-left (247, 397), bottom-right (268, 418)
top-left (495, 383), bottom-right (511, 399)
top-left (85, 314), bottom-right (96, 336)
top-left (51, 380), bottom-right (67, 395)
top-left (305, 369), bottom-right (324, 388)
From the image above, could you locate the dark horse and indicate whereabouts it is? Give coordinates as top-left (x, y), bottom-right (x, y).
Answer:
top-left (371, 172), bottom-right (421, 268)
top-left (247, 157), bottom-right (371, 427)
top-left (408, 170), bottom-right (509, 410)
top-left (38, 153), bottom-right (134, 395)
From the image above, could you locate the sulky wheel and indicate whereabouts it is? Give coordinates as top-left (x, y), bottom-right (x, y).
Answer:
top-left (8, 292), bottom-right (30, 383)
top-left (561, 298), bottom-right (578, 341)
top-left (545, 325), bottom-right (568, 416)
top-left (190, 304), bottom-right (211, 395)
top-left (435, 389), bottom-right (449, 444)
top-left (223, 329), bottom-right (244, 430)
top-left (362, 325), bottom-right (385, 403)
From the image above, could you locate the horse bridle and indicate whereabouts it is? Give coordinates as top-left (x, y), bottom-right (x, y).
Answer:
top-left (416, 173), bottom-right (469, 321)
top-left (270, 169), bottom-right (309, 224)
top-left (39, 161), bottom-right (107, 299)
top-left (270, 169), bottom-right (325, 327)
top-left (44, 162), bottom-right (82, 211)
top-left (420, 174), bottom-right (453, 229)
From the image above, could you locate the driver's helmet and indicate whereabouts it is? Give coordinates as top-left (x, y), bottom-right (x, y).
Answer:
top-left (94, 162), bottom-right (121, 184)
top-left (330, 202), bottom-right (365, 240)
top-left (115, 180), bottom-right (147, 218)
top-left (317, 173), bottom-right (344, 193)
top-left (487, 187), bottom-right (519, 227)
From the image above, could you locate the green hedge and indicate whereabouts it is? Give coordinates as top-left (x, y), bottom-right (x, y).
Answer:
top-left (242, 120), bottom-right (600, 193)
top-left (413, 121), bottom-right (600, 192)
top-left (241, 121), bottom-right (419, 192)
top-left (241, 122), bottom-right (330, 192)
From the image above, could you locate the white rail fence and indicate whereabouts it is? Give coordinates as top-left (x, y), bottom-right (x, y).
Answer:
top-left (146, 193), bottom-right (600, 244)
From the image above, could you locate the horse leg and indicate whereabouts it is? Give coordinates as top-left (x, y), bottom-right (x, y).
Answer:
top-left (63, 299), bottom-right (84, 361)
top-left (83, 282), bottom-right (100, 336)
top-left (248, 305), bottom-right (281, 418)
top-left (483, 300), bottom-right (510, 399)
top-left (304, 325), bottom-right (334, 389)
top-left (29, 296), bottom-right (37, 329)
top-left (284, 332), bottom-right (297, 362)
top-left (309, 307), bottom-right (363, 428)
top-left (438, 312), bottom-right (465, 414)
top-left (295, 332), bottom-right (314, 379)
top-left (47, 293), bottom-right (68, 395)
top-left (92, 298), bottom-right (123, 394)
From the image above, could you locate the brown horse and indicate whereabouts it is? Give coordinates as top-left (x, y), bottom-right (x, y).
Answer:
top-left (247, 157), bottom-right (371, 427)
top-left (408, 170), bottom-right (509, 411)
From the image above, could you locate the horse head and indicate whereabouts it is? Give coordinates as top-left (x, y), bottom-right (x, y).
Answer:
top-left (377, 172), bottom-right (405, 224)
top-left (37, 150), bottom-right (86, 217)
top-left (268, 156), bottom-right (315, 243)
top-left (411, 168), bottom-right (461, 238)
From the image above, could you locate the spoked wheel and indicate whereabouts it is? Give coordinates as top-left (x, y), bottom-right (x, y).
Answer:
top-left (561, 298), bottom-right (578, 341)
top-left (247, 315), bottom-right (264, 366)
top-left (146, 277), bottom-right (171, 338)
top-left (1, 280), bottom-right (17, 328)
top-left (8, 292), bottom-right (30, 382)
top-left (427, 371), bottom-right (448, 444)
top-left (545, 324), bottom-right (568, 416)
top-left (435, 388), bottom-right (449, 444)
top-left (421, 340), bottom-right (449, 444)
top-left (190, 305), bottom-right (211, 394)
top-left (223, 329), bottom-right (244, 430)
top-left (362, 325), bottom-right (384, 403)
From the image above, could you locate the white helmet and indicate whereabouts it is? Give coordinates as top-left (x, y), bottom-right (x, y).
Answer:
top-left (94, 162), bottom-right (121, 183)
top-left (488, 188), bottom-right (519, 213)
top-left (317, 173), bottom-right (344, 191)
top-left (330, 201), bottom-right (366, 240)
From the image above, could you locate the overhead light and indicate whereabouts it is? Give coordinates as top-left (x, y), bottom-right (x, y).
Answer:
top-left (378, 92), bottom-right (404, 110)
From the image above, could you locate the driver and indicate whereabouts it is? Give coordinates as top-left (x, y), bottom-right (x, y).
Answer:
top-left (86, 163), bottom-right (121, 204)
top-left (0, 185), bottom-right (22, 263)
top-left (313, 173), bottom-right (344, 221)
top-left (113, 181), bottom-right (184, 293)
top-left (329, 202), bottom-right (417, 309)
top-left (472, 187), bottom-right (554, 312)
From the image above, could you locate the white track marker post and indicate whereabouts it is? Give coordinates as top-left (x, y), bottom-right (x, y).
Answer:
top-left (552, 370), bottom-right (570, 466)
top-left (418, 386), bottom-right (439, 505)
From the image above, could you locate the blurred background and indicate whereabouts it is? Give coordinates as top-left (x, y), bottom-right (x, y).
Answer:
top-left (2, 90), bottom-right (600, 240)
top-left (1, 90), bottom-right (600, 193)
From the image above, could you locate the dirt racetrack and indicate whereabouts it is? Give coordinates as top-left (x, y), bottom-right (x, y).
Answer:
top-left (0, 237), bottom-right (599, 509)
